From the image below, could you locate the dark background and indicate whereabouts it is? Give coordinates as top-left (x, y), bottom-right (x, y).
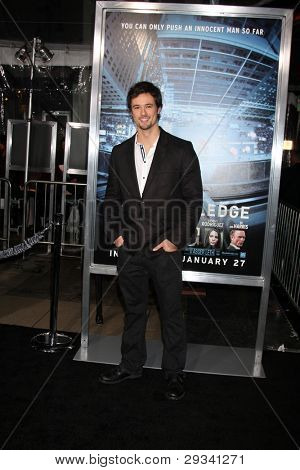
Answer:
top-left (0, 0), bottom-right (299, 105)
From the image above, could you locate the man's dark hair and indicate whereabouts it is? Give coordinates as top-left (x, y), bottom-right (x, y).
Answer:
top-left (127, 81), bottom-right (163, 112)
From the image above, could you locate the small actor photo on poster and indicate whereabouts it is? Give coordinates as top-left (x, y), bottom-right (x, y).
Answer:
top-left (227, 228), bottom-right (247, 251)
top-left (204, 227), bottom-right (223, 250)
top-left (188, 226), bottom-right (202, 247)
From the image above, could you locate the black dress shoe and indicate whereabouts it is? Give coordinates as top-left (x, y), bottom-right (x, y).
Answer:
top-left (99, 366), bottom-right (142, 385)
top-left (165, 375), bottom-right (185, 401)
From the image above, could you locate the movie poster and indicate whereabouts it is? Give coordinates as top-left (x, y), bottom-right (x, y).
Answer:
top-left (95, 9), bottom-right (282, 276)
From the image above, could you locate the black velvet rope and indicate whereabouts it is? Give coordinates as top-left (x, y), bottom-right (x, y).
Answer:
top-left (0, 223), bottom-right (53, 260)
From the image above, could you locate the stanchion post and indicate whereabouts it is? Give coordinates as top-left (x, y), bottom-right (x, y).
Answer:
top-left (31, 213), bottom-right (73, 352)
top-left (49, 213), bottom-right (62, 345)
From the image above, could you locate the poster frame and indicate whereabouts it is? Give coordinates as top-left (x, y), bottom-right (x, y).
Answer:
top-left (80, 1), bottom-right (293, 377)
top-left (6, 119), bottom-right (57, 176)
top-left (63, 122), bottom-right (89, 176)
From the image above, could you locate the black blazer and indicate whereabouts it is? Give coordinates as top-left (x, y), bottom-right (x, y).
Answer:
top-left (103, 128), bottom-right (203, 251)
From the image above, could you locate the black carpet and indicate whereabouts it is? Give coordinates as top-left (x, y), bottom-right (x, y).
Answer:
top-left (0, 325), bottom-right (299, 450)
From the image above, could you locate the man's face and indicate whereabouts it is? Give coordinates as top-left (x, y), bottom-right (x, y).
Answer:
top-left (130, 93), bottom-right (161, 132)
top-left (230, 230), bottom-right (246, 247)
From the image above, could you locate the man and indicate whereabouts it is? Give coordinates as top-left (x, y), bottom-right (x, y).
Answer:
top-left (279, 150), bottom-right (300, 209)
top-left (99, 82), bottom-right (202, 400)
top-left (228, 229), bottom-right (246, 251)
top-left (0, 135), bottom-right (6, 179)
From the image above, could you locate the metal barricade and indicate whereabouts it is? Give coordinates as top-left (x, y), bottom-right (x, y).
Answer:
top-left (24, 180), bottom-right (87, 250)
top-left (273, 202), bottom-right (300, 311)
top-left (0, 177), bottom-right (11, 249)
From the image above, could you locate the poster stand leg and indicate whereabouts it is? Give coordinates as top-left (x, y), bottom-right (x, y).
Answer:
top-left (94, 274), bottom-right (103, 324)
